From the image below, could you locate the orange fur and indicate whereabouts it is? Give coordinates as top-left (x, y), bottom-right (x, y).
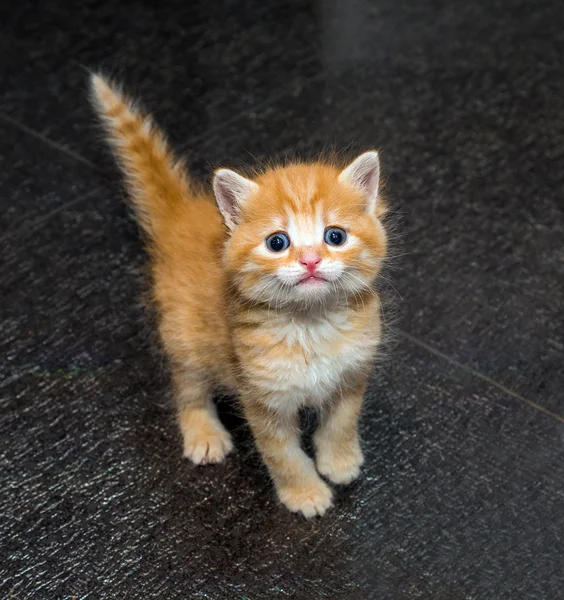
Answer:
top-left (90, 74), bottom-right (388, 517)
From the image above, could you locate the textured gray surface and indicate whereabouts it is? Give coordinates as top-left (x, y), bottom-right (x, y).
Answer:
top-left (1, 0), bottom-right (564, 598)
top-left (0, 121), bottom-right (101, 234)
top-left (0, 0), bottom-right (319, 166)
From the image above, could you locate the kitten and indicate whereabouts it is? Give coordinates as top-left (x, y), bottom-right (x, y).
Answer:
top-left (90, 74), bottom-right (388, 517)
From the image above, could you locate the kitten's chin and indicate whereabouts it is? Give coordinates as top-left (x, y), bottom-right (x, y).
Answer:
top-left (244, 274), bottom-right (362, 308)
top-left (289, 279), bottom-right (336, 304)
top-left (296, 275), bottom-right (327, 287)
top-left (247, 282), bottom-right (333, 308)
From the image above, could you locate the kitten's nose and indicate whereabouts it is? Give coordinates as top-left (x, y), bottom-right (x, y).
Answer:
top-left (300, 252), bottom-right (322, 273)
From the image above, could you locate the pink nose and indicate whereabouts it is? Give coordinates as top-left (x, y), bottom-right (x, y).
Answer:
top-left (300, 252), bottom-right (322, 272)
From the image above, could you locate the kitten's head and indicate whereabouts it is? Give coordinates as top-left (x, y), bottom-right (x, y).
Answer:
top-left (214, 152), bottom-right (387, 308)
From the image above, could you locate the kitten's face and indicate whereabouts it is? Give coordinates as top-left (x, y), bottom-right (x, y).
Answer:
top-left (216, 155), bottom-right (387, 308)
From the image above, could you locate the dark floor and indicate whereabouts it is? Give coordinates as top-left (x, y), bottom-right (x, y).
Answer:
top-left (1, 0), bottom-right (563, 598)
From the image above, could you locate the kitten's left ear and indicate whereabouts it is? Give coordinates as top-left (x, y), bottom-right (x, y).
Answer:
top-left (213, 168), bottom-right (259, 230)
top-left (338, 151), bottom-right (380, 213)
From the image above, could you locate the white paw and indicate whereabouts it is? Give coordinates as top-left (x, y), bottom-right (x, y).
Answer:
top-left (183, 425), bottom-right (233, 465)
top-left (278, 479), bottom-right (334, 518)
top-left (316, 446), bottom-right (364, 485)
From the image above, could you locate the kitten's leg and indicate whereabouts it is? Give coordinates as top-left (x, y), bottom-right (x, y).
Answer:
top-left (314, 376), bottom-right (367, 485)
top-left (244, 402), bottom-right (333, 518)
top-left (173, 365), bottom-right (233, 465)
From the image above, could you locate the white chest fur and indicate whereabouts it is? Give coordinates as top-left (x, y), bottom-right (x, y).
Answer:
top-left (249, 309), bottom-right (379, 414)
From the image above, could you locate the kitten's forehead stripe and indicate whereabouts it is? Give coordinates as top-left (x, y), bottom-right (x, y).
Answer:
top-left (287, 205), bottom-right (324, 247)
top-left (306, 171), bottom-right (317, 204)
top-left (279, 170), bottom-right (320, 214)
top-left (281, 175), bottom-right (300, 211)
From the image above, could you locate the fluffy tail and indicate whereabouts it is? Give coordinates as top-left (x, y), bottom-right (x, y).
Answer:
top-left (89, 73), bottom-right (191, 237)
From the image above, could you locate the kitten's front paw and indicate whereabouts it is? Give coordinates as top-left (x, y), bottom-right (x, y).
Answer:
top-left (181, 409), bottom-right (234, 465)
top-left (183, 426), bottom-right (233, 464)
top-left (278, 479), bottom-right (333, 518)
top-left (316, 445), bottom-right (364, 485)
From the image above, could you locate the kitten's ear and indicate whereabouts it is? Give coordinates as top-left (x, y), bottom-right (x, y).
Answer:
top-left (338, 151), bottom-right (380, 213)
top-left (213, 169), bottom-right (259, 230)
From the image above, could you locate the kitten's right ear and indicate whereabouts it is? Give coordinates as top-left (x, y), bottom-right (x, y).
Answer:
top-left (338, 151), bottom-right (380, 214)
top-left (213, 169), bottom-right (259, 230)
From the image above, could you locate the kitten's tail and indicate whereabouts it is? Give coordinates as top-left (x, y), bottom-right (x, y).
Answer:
top-left (89, 73), bottom-right (191, 237)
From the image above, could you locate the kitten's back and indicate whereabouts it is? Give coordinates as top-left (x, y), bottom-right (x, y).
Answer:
top-left (90, 74), bottom-right (233, 385)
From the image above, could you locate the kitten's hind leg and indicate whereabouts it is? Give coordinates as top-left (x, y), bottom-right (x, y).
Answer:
top-left (173, 365), bottom-right (233, 465)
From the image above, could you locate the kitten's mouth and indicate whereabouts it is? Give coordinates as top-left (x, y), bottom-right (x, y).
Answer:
top-left (297, 275), bottom-right (327, 285)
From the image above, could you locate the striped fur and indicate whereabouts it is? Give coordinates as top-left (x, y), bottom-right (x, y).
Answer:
top-left (90, 74), bottom-right (388, 517)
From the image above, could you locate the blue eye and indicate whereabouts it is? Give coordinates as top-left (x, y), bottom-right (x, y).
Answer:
top-left (266, 232), bottom-right (290, 252)
top-left (324, 227), bottom-right (347, 246)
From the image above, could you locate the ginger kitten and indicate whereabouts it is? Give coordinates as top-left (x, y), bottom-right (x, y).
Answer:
top-left (90, 74), bottom-right (388, 517)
